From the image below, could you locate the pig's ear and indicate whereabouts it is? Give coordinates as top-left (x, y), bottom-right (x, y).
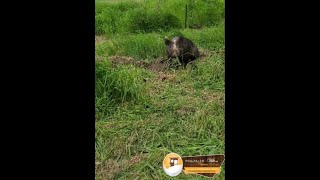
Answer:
top-left (164, 37), bottom-right (171, 45)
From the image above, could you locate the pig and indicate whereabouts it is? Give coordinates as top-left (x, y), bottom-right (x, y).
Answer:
top-left (164, 36), bottom-right (200, 67)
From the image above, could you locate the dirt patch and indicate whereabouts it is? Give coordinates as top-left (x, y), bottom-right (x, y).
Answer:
top-left (95, 36), bottom-right (106, 45)
top-left (146, 57), bottom-right (188, 72)
top-left (109, 55), bottom-right (148, 68)
top-left (95, 56), bottom-right (105, 62)
top-left (202, 91), bottom-right (225, 106)
top-left (214, 49), bottom-right (225, 54)
top-left (199, 49), bottom-right (207, 58)
top-left (199, 49), bottom-right (225, 58)
top-left (210, 49), bottom-right (225, 56)
top-left (104, 53), bottom-right (210, 73)
top-left (147, 61), bottom-right (168, 72)
top-left (157, 71), bottom-right (178, 82)
top-left (145, 57), bottom-right (168, 72)
top-left (176, 106), bottom-right (197, 117)
top-left (107, 55), bottom-right (170, 72)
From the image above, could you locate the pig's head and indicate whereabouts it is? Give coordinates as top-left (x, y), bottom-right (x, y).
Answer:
top-left (164, 37), bottom-right (181, 58)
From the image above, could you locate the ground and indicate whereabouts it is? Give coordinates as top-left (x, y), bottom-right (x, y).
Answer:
top-left (95, 35), bottom-right (225, 179)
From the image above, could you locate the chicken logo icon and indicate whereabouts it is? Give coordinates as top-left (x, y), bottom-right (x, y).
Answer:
top-left (163, 153), bottom-right (183, 177)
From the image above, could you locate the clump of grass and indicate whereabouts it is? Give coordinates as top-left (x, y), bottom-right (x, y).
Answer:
top-left (162, 29), bottom-right (184, 38)
top-left (95, 60), bottom-right (148, 118)
top-left (187, 0), bottom-right (224, 28)
top-left (180, 54), bottom-right (225, 91)
top-left (95, 38), bottom-right (118, 58)
top-left (95, 2), bottom-right (140, 35)
top-left (124, 8), bottom-right (182, 33)
top-left (95, 1), bottom-right (139, 14)
top-left (96, 33), bottom-right (167, 60)
top-left (95, 7), bottom-right (120, 35)
top-left (182, 24), bottom-right (225, 50)
top-left (117, 34), bottom-right (167, 59)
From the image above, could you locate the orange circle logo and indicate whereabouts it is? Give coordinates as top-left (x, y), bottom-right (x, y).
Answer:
top-left (163, 153), bottom-right (183, 177)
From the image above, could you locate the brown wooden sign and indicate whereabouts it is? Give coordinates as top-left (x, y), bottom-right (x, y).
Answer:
top-left (182, 155), bottom-right (225, 178)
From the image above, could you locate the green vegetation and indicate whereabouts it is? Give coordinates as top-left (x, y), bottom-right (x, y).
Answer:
top-left (95, 0), bottom-right (224, 35)
top-left (95, 0), bottom-right (225, 179)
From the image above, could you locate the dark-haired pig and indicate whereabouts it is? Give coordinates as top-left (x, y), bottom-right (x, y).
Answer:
top-left (164, 36), bottom-right (200, 67)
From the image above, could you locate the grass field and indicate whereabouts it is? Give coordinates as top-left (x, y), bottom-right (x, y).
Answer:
top-left (95, 0), bottom-right (225, 179)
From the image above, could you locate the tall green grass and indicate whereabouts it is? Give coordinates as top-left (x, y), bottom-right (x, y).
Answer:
top-left (124, 8), bottom-right (182, 33)
top-left (95, 60), bottom-right (148, 118)
top-left (185, 54), bottom-right (225, 91)
top-left (187, 0), bottom-right (224, 28)
top-left (95, 0), bottom-right (224, 35)
top-left (96, 33), bottom-right (167, 60)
